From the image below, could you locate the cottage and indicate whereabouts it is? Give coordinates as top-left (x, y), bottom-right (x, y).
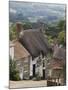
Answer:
top-left (10, 40), bottom-right (32, 80)
top-left (47, 44), bottom-right (66, 85)
top-left (10, 22), bottom-right (50, 80)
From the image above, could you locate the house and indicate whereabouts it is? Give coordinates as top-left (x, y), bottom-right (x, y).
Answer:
top-left (10, 40), bottom-right (31, 80)
top-left (47, 44), bottom-right (66, 85)
top-left (10, 22), bottom-right (50, 80)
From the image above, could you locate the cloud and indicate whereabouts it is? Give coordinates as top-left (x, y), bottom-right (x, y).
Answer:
top-left (9, 1), bottom-right (65, 18)
top-left (10, 8), bottom-right (17, 14)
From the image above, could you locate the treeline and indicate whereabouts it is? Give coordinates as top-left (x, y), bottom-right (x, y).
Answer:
top-left (45, 20), bottom-right (66, 46)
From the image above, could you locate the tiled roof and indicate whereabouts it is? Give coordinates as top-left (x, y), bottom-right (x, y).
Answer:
top-left (10, 40), bottom-right (30, 60)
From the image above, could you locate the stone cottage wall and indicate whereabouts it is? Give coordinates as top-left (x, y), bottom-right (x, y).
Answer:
top-left (23, 57), bottom-right (30, 80)
top-left (15, 56), bottom-right (31, 80)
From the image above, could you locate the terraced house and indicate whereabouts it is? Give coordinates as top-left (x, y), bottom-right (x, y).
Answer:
top-left (10, 22), bottom-right (51, 80)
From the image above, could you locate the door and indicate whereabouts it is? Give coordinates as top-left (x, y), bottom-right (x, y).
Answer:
top-left (33, 64), bottom-right (35, 77)
top-left (43, 69), bottom-right (45, 79)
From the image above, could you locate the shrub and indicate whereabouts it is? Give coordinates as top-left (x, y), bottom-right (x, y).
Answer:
top-left (13, 73), bottom-right (20, 81)
top-left (10, 58), bottom-right (20, 81)
top-left (35, 73), bottom-right (41, 81)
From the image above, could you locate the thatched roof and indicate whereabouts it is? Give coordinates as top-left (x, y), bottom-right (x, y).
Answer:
top-left (19, 29), bottom-right (50, 58)
top-left (53, 45), bottom-right (66, 61)
top-left (49, 46), bottom-right (66, 70)
top-left (49, 59), bottom-right (63, 69)
top-left (11, 40), bottom-right (30, 60)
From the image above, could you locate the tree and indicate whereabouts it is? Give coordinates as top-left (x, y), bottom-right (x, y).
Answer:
top-left (57, 20), bottom-right (66, 46)
top-left (9, 57), bottom-right (20, 81)
top-left (23, 22), bottom-right (32, 30)
top-left (9, 24), bottom-right (17, 41)
top-left (57, 20), bottom-right (66, 31)
top-left (47, 35), bottom-right (54, 44)
top-left (57, 31), bottom-right (65, 46)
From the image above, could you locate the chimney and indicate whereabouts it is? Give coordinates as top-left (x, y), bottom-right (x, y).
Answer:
top-left (39, 22), bottom-right (45, 34)
top-left (16, 22), bottom-right (24, 39)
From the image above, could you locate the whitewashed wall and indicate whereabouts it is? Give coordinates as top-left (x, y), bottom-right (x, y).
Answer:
top-left (10, 46), bottom-right (14, 60)
top-left (30, 56), bottom-right (39, 76)
top-left (30, 56), bottom-right (33, 76)
top-left (29, 55), bottom-right (43, 77)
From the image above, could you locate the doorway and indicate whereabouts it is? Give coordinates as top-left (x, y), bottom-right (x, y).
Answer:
top-left (33, 64), bottom-right (35, 77)
top-left (43, 69), bottom-right (45, 79)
